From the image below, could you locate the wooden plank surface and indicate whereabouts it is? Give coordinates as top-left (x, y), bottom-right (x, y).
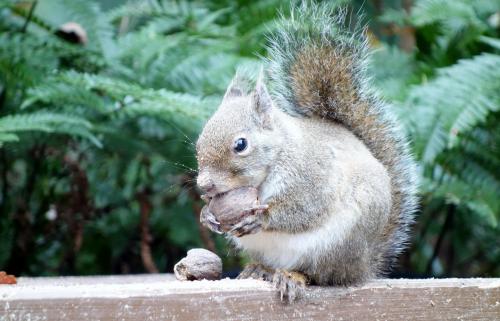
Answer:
top-left (1, 275), bottom-right (499, 321)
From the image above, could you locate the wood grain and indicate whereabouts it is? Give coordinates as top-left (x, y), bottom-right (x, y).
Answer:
top-left (1, 275), bottom-right (499, 321)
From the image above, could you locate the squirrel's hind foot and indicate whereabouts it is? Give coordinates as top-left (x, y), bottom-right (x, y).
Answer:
top-left (273, 269), bottom-right (308, 303)
top-left (238, 265), bottom-right (308, 302)
top-left (237, 263), bottom-right (274, 281)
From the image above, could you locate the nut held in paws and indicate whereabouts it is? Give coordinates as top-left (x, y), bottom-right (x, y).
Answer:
top-left (208, 187), bottom-right (259, 231)
top-left (174, 248), bottom-right (222, 281)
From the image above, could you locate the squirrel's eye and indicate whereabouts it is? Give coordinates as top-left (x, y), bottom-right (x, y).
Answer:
top-left (233, 138), bottom-right (248, 153)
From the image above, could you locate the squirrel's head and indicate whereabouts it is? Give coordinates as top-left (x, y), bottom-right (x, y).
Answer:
top-left (196, 72), bottom-right (280, 197)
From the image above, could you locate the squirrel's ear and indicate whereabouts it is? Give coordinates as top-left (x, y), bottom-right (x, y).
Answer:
top-left (223, 75), bottom-right (245, 100)
top-left (254, 69), bottom-right (273, 129)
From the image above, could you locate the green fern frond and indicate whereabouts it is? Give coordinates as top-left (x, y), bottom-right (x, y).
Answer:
top-left (23, 71), bottom-right (217, 133)
top-left (109, 0), bottom-right (233, 37)
top-left (420, 116), bottom-right (448, 164)
top-left (406, 53), bottom-right (500, 162)
top-left (21, 80), bottom-right (108, 113)
top-left (0, 133), bottom-right (19, 144)
top-left (0, 0), bottom-right (16, 8)
top-left (107, 0), bottom-right (171, 22)
top-left (423, 167), bottom-right (499, 227)
top-left (0, 112), bottom-right (101, 147)
top-left (0, 34), bottom-right (58, 87)
top-left (411, 0), bottom-right (483, 27)
top-left (410, 0), bottom-right (491, 51)
top-left (466, 201), bottom-right (497, 227)
top-left (480, 36), bottom-right (500, 50)
top-left (463, 127), bottom-right (500, 167)
top-left (110, 2), bottom-right (239, 93)
top-left (370, 45), bottom-right (416, 101)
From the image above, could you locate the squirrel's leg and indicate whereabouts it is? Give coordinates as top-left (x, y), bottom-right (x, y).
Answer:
top-left (273, 269), bottom-right (308, 303)
top-left (236, 263), bottom-right (274, 281)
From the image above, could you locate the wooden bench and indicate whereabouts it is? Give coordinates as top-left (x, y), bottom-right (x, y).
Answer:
top-left (1, 275), bottom-right (499, 320)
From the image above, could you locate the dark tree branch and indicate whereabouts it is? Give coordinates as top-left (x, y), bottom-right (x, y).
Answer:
top-left (137, 188), bottom-right (159, 273)
top-left (426, 205), bottom-right (455, 275)
top-left (21, 0), bottom-right (38, 33)
top-left (417, 205), bottom-right (441, 246)
top-left (399, 0), bottom-right (415, 52)
top-left (0, 150), bottom-right (8, 211)
top-left (6, 144), bottom-right (44, 274)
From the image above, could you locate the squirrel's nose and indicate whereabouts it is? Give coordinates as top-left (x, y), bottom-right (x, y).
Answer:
top-left (197, 174), bottom-right (216, 194)
top-left (199, 181), bottom-right (216, 194)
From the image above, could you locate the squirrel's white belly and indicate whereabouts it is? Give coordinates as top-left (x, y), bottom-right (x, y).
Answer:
top-left (234, 207), bottom-right (360, 270)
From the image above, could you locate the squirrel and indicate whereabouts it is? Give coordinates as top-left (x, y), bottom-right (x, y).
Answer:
top-left (195, 2), bottom-right (418, 301)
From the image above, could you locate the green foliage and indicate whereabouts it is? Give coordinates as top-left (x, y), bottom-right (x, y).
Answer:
top-left (410, 28), bottom-right (500, 231)
top-left (0, 112), bottom-right (100, 146)
top-left (371, 0), bottom-right (500, 276)
top-left (0, 0), bottom-right (259, 276)
top-left (0, 0), bottom-right (499, 278)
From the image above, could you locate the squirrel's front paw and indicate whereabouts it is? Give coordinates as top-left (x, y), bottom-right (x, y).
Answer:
top-left (228, 207), bottom-right (266, 237)
top-left (200, 205), bottom-right (223, 234)
top-left (273, 269), bottom-right (308, 303)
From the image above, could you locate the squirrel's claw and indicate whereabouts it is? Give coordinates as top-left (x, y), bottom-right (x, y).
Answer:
top-left (247, 204), bottom-right (269, 215)
top-left (200, 194), bottom-right (211, 203)
top-left (273, 269), bottom-right (308, 303)
top-left (238, 265), bottom-right (308, 303)
top-left (228, 213), bottom-right (263, 237)
top-left (200, 205), bottom-right (223, 234)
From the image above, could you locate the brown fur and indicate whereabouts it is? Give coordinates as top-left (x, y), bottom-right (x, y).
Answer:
top-left (289, 45), bottom-right (413, 268)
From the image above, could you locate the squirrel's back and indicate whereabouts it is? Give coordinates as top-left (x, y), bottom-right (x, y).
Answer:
top-left (265, 2), bottom-right (419, 271)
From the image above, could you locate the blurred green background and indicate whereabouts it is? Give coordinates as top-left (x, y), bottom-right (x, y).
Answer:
top-left (0, 0), bottom-right (499, 278)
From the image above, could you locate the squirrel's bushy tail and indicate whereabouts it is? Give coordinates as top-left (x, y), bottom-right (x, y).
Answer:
top-left (266, 2), bottom-right (418, 270)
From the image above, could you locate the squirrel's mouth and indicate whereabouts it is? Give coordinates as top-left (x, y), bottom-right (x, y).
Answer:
top-left (201, 185), bottom-right (259, 202)
top-left (201, 189), bottom-right (230, 202)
